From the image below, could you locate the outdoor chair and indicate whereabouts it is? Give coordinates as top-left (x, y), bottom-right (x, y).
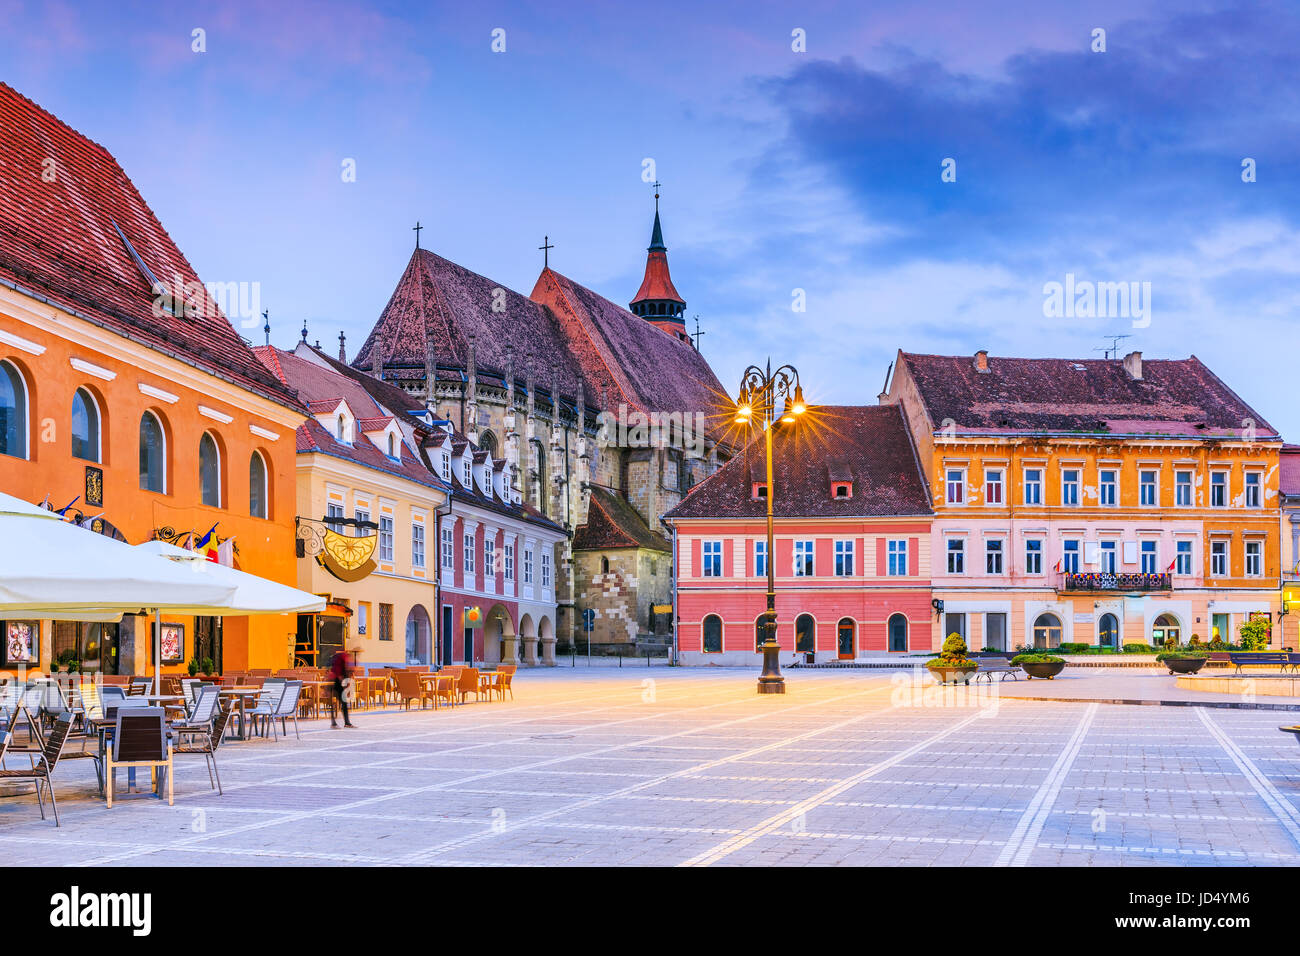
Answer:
top-left (395, 671), bottom-right (431, 710)
top-left (457, 668), bottom-right (482, 704)
top-left (127, 677), bottom-right (152, 697)
top-left (171, 685), bottom-right (220, 737)
top-left (181, 679), bottom-right (200, 707)
top-left (430, 674), bottom-right (457, 708)
top-left (174, 704), bottom-right (233, 795)
top-left (265, 681), bottom-right (303, 740)
top-left (245, 681), bottom-right (287, 738)
top-left (104, 707), bottom-right (172, 808)
top-left (0, 712), bottom-right (73, 825)
top-left (488, 665), bottom-right (516, 701)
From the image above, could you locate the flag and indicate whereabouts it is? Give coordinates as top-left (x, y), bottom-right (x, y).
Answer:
top-left (1167, 558), bottom-right (1177, 572)
top-left (55, 496), bottom-right (80, 517)
top-left (77, 513), bottom-right (103, 530)
top-left (193, 522), bottom-right (219, 549)
top-left (194, 523), bottom-right (220, 562)
top-left (1053, 559), bottom-right (1062, 573)
top-left (216, 537), bottom-right (236, 568)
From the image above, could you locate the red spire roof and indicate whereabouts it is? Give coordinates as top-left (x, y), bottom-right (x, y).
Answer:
top-left (630, 248), bottom-right (684, 305)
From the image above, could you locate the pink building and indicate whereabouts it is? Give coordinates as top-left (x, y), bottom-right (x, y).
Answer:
top-left (664, 406), bottom-right (935, 664)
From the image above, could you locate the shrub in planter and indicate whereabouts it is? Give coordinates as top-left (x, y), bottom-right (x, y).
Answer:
top-left (187, 657), bottom-right (200, 677)
top-left (1012, 652), bottom-right (1067, 679)
top-left (1157, 645), bottom-right (1210, 675)
top-left (927, 633), bottom-right (978, 684)
top-left (200, 657), bottom-right (215, 676)
top-left (1059, 642), bottom-right (1090, 654)
top-left (1238, 619), bottom-right (1271, 652)
top-left (1123, 642), bottom-right (1157, 654)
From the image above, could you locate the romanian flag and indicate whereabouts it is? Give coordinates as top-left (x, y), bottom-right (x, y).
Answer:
top-left (194, 523), bottom-right (220, 562)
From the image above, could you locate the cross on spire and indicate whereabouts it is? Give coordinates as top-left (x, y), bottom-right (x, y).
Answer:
top-left (539, 235), bottom-right (554, 269)
top-left (262, 309), bottom-right (270, 347)
top-left (300, 318), bottom-right (308, 343)
top-left (651, 180), bottom-right (662, 213)
top-left (412, 221), bottom-right (423, 249)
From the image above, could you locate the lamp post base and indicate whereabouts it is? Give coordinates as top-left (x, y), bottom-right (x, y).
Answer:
top-left (757, 640), bottom-right (786, 694)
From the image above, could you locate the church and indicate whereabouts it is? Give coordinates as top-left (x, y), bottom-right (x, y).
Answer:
top-left (350, 199), bottom-right (730, 655)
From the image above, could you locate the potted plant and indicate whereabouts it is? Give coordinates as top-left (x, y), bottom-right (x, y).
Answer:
top-left (200, 657), bottom-right (216, 678)
top-left (187, 656), bottom-right (200, 677)
top-left (1013, 652), bottom-right (1066, 679)
top-left (927, 633), bottom-right (979, 684)
top-left (1156, 644), bottom-right (1210, 675)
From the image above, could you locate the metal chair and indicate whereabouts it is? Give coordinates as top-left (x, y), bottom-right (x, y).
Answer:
top-left (0, 712), bottom-right (74, 825)
top-left (266, 681), bottom-right (303, 740)
top-left (171, 685), bottom-right (220, 737)
top-left (104, 707), bottom-right (172, 808)
top-left (244, 681), bottom-right (287, 738)
top-left (174, 704), bottom-right (233, 795)
top-left (127, 677), bottom-right (152, 697)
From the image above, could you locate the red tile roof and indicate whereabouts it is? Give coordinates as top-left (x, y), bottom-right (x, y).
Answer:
top-left (1282, 444), bottom-right (1300, 497)
top-left (664, 405), bottom-right (932, 520)
top-left (630, 250), bottom-right (683, 305)
top-left (573, 485), bottom-right (670, 552)
top-left (898, 352), bottom-right (1278, 438)
top-left (0, 84), bottom-right (300, 411)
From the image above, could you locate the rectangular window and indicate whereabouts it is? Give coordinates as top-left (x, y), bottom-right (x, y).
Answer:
top-left (985, 539), bottom-right (1004, 575)
top-left (794, 540), bottom-right (814, 577)
top-left (354, 508), bottom-right (370, 538)
top-left (985, 613), bottom-right (1007, 651)
top-left (1024, 468), bottom-right (1042, 505)
top-left (1175, 539), bottom-right (1192, 575)
top-left (1099, 469), bottom-right (1117, 507)
top-left (326, 502), bottom-right (344, 532)
top-left (945, 469), bottom-right (965, 505)
top-left (484, 539), bottom-right (495, 579)
top-left (441, 526), bottom-right (454, 569)
top-left (984, 469), bottom-right (1003, 505)
top-left (1062, 539), bottom-right (1080, 573)
top-left (1245, 540), bottom-right (1262, 576)
top-left (834, 540), bottom-right (854, 576)
top-left (1025, 539), bottom-right (1043, 575)
top-left (1061, 469), bottom-right (1080, 506)
top-left (1175, 470), bottom-right (1193, 507)
top-left (378, 603), bottom-right (393, 642)
top-left (754, 540), bottom-right (767, 578)
top-left (887, 539), bottom-right (908, 576)
top-left (441, 454), bottom-right (450, 481)
top-left (1099, 540), bottom-right (1117, 573)
top-left (357, 602), bottom-right (370, 636)
top-left (463, 532), bottom-right (475, 574)
top-left (541, 552), bottom-right (552, 588)
top-left (378, 514), bottom-right (394, 562)
top-left (411, 522), bottom-right (424, 568)
top-left (1211, 540), bottom-right (1228, 576)
top-left (524, 549), bottom-right (534, 585)
top-left (504, 543), bottom-right (515, 581)
top-left (1140, 540), bottom-right (1157, 574)
top-left (944, 612), bottom-right (966, 641)
top-left (1211, 471), bottom-right (1227, 507)
top-left (702, 540), bottom-right (723, 577)
top-left (946, 538), bottom-right (965, 574)
top-left (1212, 612), bottom-right (1230, 643)
top-left (1139, 470), bottom-right (1158, 507)
top-left (1245, 472), bottom-right (1262, 508)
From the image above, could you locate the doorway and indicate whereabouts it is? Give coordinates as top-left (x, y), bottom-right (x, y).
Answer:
top-left (1152, 613), bottom-right (1181, 647)
top-left (795, 614), bottom-right (815, 662)
top-left (837, 618), bottom-right (855, 659)
top-left (1098, 613), bottom-right (1119, 649)
top-left (888, 613), bottom-right (908, 652)
top-left (441, 605), bottom-right (453, 667)
top-left (195, 616), bottom-right (222, 673)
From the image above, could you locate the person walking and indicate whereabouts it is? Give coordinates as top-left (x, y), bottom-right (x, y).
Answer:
top-left (328, 646), bottom-right (359, 729)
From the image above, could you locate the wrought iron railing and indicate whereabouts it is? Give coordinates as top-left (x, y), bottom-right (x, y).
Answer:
top-left (1059, 571), bottom-right (1171, 592)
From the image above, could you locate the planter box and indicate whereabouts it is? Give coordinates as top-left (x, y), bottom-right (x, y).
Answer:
top-left (1162, 657), bottom-right (1208, 676)
top-left (928, 664), bottom-right (978, 685)
top-left (1021, 661), bottom-right (1066, 680)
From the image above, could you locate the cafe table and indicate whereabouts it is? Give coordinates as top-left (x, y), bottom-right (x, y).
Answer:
top-left (218, 687), bottom-right (263, 740)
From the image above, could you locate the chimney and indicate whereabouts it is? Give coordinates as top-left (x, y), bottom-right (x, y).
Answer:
top-left (1123, 350), bottom-right (1143, 380)
top-left (974, 350), bottom-right (989, 373)
top-left (370, 338), bottom-right (384, 380)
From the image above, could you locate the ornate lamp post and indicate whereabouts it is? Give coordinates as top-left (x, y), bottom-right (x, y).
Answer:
top-left (733, 360), bottom-right (806, 694)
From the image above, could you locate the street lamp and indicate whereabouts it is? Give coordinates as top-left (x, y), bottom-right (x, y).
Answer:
top-left (733, 360), bottom-right (807, 694)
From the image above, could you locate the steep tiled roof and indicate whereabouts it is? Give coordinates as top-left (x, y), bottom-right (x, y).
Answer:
top-left (664, 405), bottom-right (932, 520)
top-left (898, 352), bottom-right (1278, 438)
top-left (0, 84), bottom-right (300, 411)
top-left (573, 486), bottom-right (670, 552)
top-left (1282, 445), bottom-right (1300, 498)
top-left (305, 344), bottom-right (427, 418)
top-left (296, 417), bottom-right (445, 492)
top-left (434, 425), bottom-right (565, 535)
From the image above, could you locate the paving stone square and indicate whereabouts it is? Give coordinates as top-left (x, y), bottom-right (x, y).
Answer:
top-left (4, 667), bottom-right (1300, 866)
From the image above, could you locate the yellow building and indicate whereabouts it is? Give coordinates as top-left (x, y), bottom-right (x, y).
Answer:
top-left (256, 343), bottom-right (448, 668)
top-left (1282, 445), bottom-right (1300, 649)
top-left (885, 350), bottom-right (1282, 650)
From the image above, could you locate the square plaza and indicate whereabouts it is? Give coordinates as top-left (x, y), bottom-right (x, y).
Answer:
top-left (4, 667), bottom-right (1300, 867)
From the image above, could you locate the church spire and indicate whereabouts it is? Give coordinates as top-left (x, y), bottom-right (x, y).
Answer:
top-left (629, 185), bottom-right (688, 343)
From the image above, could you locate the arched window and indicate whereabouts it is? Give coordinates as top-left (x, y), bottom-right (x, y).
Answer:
top-left (387, 432), bottom-right (396, 457)
top-left (479, 430), bottom-right (497, 458)
top-left (1033, 612), bottom-right (1063, 649)
top-left (249, 451), bottom-right (268, 519)
top-left (837, 618), bottom-right (855, 659)
top-left (702, 614), bottom-right (723, 653)
top-left (71, 387), bottom-right (100, 462)
top-left (199, 432), bottom-right (221, 507)
top-left (139, 411), bottom-right (166, 493)
top-left (1098, 613), bottom-right (1119, 648)
top-left (795, 614), bottom-right (816, 654)
top-left (0, 360), bottom-right (28, 459)
top-left (600, 556), bottom-right (610, 574)
top-left (1152, 613), bottom-right (1181, 647)
top-left (888, 613), bottom-right (908, 652)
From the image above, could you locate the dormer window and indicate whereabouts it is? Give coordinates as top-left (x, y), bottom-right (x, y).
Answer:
top-left (336, 415), bottom-right (345, 440)
top-left (387, 433), bottom-right (396, 458)
top-left (831, 481), bottom-right (852, 499)
top-left (441, 453), bottom-right (450, 481)
top-left (463, 460), bottom-right (471, 486)
top-left (751, 483), bottom-right (768, 500)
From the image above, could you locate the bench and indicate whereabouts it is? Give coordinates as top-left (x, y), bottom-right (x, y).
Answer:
top-left (970, 656), bottom-right (1020, 682)
top-left (1229, 652), bottom-right (1292, 674)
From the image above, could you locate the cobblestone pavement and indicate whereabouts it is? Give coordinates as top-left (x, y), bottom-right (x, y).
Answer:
top-left (3, 668), bottom-right (1300, 866)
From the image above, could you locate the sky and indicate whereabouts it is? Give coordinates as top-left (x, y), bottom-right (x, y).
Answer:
top-left (2, 0), bottom-right (1295, 435)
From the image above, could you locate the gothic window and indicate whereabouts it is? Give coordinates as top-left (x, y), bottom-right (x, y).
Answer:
top-left (199, 432), bottom-right (221, 507)
top-left (0, 360), bottom-right (29, 459)
top-left (139, 411), bottom-right (166, 493)
top-left (71, 387), bottom-right (101, 462)
top-left (249, 451), bottom-right (268, 518)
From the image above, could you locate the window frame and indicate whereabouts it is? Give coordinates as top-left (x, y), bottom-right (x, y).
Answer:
top-left (793, 539), bottom-right (814, 577)
top-left (71, 386), bottom-right (101, 464)
top-left (886, 539), bottom-right (908, 577)
top-left (946, 537), bottom-right (965, 574)
top-left (833, 539), bottom-right (854, 577)
top-left (139, 410), bottom-right (167, 494)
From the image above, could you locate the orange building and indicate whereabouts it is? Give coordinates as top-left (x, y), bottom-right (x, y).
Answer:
top-left (884, 350), bottom-right (1282, 651)
top-left (0, 83), bottom-right (306, 678)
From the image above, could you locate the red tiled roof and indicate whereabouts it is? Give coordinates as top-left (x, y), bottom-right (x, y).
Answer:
top-left (357, 416), bottom-right (396, 431)
top-left (297, 418), bottom-right (445, 492)
top-left (664, 405), bottom-right (932, 520)
top-left (573, 485), bottom-right (670, 552)
top-left (1282, 444), bottom-right (1300, 497)
top-left (0, 84), bottom-right (300, 411)
top-left (898, 352), bottom-right (1278, 437)
top-left (630, 250), bottom-right (683, 305)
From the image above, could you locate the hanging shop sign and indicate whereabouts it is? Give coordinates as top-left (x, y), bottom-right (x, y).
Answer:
top-left (296, 517), bottom-right (378, 583)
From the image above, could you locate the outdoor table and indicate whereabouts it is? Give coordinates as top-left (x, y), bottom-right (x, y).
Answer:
top-left (219, 687), bottom-right (263, 739)
top-left (300, 680), bottom-right (333, 719)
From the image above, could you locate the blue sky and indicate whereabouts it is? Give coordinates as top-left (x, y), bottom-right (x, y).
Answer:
top-left (3, 0), bottom-right (1294, 435)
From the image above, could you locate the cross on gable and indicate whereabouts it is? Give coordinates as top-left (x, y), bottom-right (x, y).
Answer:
top-left (539, 235), bottom-right (554, 268)
top-left (413, 221), bottom-right (423, 249)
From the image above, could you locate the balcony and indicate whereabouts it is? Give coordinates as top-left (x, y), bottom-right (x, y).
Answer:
top-left (1058, 571), bottom-right (1171, 593)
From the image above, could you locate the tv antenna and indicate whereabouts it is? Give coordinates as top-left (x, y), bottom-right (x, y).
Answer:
top-left (1094, 334), bottom-right (1131, 360)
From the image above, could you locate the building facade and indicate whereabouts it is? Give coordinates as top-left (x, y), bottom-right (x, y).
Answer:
top-left (884, 350), bottom-right (1283, 651)
top-left (665, 406), bottom-right (935, 664)
top-left (0, 83), bottom-right (305, 680)
top-left (1281, 444), bottom-right (1300, 650)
